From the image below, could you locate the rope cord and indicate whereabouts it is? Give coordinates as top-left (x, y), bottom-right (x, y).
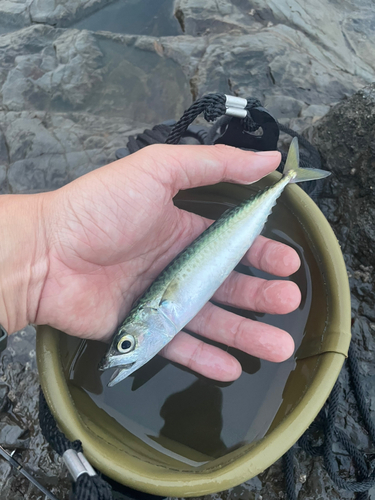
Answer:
top-left (39, 389), bottom-right (113, 500)
top-left (165, 93), bottom-right (261, 144)
top-left (284, 344), bottom-right (375, 499)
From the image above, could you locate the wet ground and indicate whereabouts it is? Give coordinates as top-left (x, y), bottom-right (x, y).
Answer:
top-left (0, 0), bottom-right (375, 499)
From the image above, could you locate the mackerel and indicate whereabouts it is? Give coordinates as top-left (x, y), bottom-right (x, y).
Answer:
top-left (99, 138), bottom-right (330, 386)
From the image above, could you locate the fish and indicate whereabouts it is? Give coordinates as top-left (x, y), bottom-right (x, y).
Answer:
top-left (99, 138), bottom-right (330, 386)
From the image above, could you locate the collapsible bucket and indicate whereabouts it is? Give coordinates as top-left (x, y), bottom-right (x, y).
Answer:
top-left (36, 172), bottom-right (351, 497)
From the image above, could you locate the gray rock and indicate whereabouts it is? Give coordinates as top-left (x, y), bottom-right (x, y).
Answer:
top-left (0, 127), bottom-right (8, 163)
top-left (0, 415), bottom-right (29, 449)
top-left (0, 165), bottom-right (7, 193)
top-left (0, 0), bottom-right (117, 33)
top-left (172, 0), bottom-right (374, 126)
top-left (174, 0), bottom-right (254, 36)
top-left (188, 27), bottom-right (368, 110)
top-left (1, 110), bottom-right (147, 193)
top-left (29, 0), bottom-right (111, 25)
top-left (311, 84), bottom-right (375, 270)
top-left (301, 104), bottom-right (331, 119)
top-left (0, 327), bottom-right (71, 499)
top-left (264, 95), bottom-right (307, 119)
top-left (0, 26), bottom-right (192, 123)
top-left (70, 0), bottom-right (182, 37)
top-left (0, 1), bottom-right (31, 32)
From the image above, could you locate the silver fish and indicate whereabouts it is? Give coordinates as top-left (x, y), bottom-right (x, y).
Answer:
top-left (99, 138), bottom-right (330, 386)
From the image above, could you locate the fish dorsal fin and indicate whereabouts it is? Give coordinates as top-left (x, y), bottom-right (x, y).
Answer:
top-left (283, 137), bottom-right (300, 174)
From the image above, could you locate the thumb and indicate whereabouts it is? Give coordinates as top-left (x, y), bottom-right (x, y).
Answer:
top-left (126, 144), bottom-right (281, 194)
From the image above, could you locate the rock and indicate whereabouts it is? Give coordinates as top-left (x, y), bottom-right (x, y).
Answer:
top-left (311, 84), bottom-right (375, 270)
top-left (0, 110), bottom-right (147, 193)
top-left (0, 165), bottom-right (7, 193)
top-left (0, 327), bottom-right (71, 499)
top-left (188, 27), bottom-right (368, 112)
top-left (174, 0), bottom-right (253, 36)
top-left (172, 0), bottom-right (374, 126)
top-left (0, 1), bottom-right (31, 33)
top-left (264, 95), bottom-right (306, 120)
top-left (301, 104), bottom-right (331, 119)
top-left (0, 415), bottom-right (29, 449)
top-left (0, 0), bottom-right (117, 33)
top-left (70, 0), bottom-right (182, 37)
top-left (0, 25), bottom-right (192, 123)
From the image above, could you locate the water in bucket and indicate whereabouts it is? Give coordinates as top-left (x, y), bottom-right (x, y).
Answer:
top-left (61, 184), bottom-right (313, 466)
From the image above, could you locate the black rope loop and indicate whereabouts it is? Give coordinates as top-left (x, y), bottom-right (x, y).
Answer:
top-left (39, 388), bottom-right (114, 500)
top-left (285, 345), bottom-right (375, 499)
top-left (243, 97), bottom-right (262, 132)
top-left (72, 473), bottom-right (114, 500)
top-left (166, 93), bottom-right (226, 144)
top-left (165, 93), bottom-right (262, 145)
top-left (39, 387), bottom-right (83, 456)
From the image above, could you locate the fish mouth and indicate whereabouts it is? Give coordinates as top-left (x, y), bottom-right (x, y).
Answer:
top-left (98, 356), bottom-right (136, 386)
top-left (107, 364), bottom-right (135, 387)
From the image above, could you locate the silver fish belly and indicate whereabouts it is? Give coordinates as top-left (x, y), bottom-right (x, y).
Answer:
top-left (100, 138), bottom-right (330, 386)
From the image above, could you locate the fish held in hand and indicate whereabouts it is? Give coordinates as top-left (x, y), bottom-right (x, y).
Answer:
top-left (99, 138), bottom-right (330, 386)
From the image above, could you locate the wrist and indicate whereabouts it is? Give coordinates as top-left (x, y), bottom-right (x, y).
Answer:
top-left (0, 193), bottom-right (49, 334)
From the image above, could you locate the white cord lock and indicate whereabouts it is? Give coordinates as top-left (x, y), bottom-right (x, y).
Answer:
top-left (225, 95), bottom-right (248, 118)
top-left (63, 449), bottom-right (97, 481)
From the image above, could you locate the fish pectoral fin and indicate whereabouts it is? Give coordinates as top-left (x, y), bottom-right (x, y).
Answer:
top-left (158, 279), bottom-right (180, 307)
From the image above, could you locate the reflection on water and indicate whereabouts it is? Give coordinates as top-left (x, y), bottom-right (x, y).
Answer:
top-left (71, 0), bottom-right (182, 37)
top-left (65, 189), bottom-right (313, 465)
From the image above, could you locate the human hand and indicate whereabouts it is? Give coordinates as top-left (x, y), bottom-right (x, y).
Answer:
top-left (1, 144), bottom-right (301, 381)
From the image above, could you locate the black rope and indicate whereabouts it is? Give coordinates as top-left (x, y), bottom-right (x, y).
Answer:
top-left (283, 448), bottom-right (297, 500)
top-left (128, 124), bottom-right (173, 154)
top-left (72, 474), bottom-right (113, 500)
top-left (165, 93), bottom-right (226, 144)
top-left (284, 344), bottom-right (375, 499)
top-left (39, 388), bottom-right (113, 500)
top-left (165, 93), bottom-right (261, 145)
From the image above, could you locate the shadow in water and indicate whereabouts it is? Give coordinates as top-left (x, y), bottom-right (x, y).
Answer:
top-left (156, 379), bottom-right (226, 457)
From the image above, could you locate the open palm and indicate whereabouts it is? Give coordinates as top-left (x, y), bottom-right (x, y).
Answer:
top-left (37, 144), bottom-right (301, 381)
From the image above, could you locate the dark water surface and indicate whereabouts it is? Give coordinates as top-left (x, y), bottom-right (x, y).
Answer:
top-left (71, 0), bottom-right (182, 36)
top-left (64, 190), bottom-right (312, 466)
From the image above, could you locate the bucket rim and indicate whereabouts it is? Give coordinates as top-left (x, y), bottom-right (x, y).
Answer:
top-left (36, 172), bottom-right (351, 496)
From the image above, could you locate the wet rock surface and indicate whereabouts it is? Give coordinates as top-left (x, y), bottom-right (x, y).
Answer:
top-left (0, 0), bottom-right (374, 499)
top-left (0, 327), bottom-right (71, 499)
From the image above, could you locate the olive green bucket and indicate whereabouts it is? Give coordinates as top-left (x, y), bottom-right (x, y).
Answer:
top-left (36, 172), bottom-right (351, 497)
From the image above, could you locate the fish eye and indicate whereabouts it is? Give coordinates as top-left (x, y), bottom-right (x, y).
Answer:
top-left (117, 334), bottom-right (136, 354)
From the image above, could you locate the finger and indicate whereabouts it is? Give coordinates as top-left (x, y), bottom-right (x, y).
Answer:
top-left (160, 331), bottom-right (242, 382)
top-left (241, 235), bottom-right (301, 276)
top-left (187, 302), bottom-right (295, 362)
top-left (128, 144), bottom-right (281, 192)
top-left (213, 272), bottom-right (301, 314)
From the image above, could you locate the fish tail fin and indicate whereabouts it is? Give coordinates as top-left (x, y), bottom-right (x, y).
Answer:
top-left (284, 137), bottom-right (331, 184)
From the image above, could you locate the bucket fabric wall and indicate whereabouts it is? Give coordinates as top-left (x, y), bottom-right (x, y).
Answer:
top-left (36, 173), bottom-right (351, 497)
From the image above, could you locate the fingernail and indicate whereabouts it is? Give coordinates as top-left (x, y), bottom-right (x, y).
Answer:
top-left (254, 151), bottom-right (280, 156)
